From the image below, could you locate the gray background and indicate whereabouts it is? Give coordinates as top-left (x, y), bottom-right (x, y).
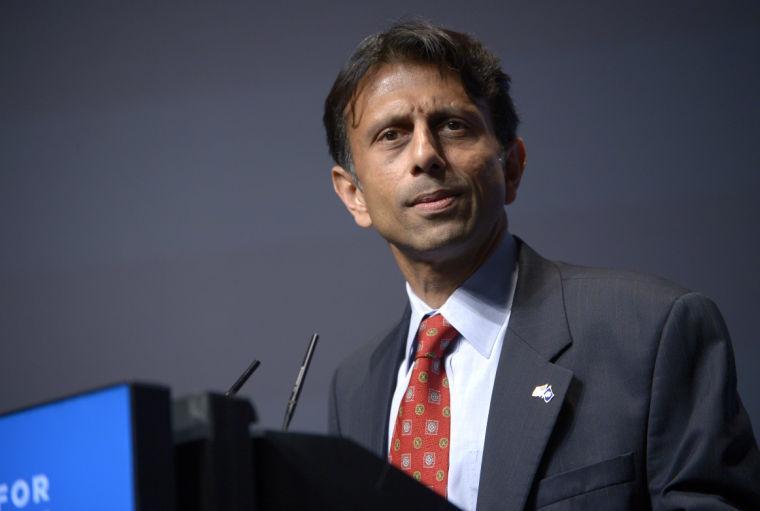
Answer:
top-left (1, 1), bottom-right (758, 439)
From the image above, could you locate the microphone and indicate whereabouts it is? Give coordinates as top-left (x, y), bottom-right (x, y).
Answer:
top-left (282, 333), bottom-right (319, 431)
top-left (225, 359), bottom-right (261, 397)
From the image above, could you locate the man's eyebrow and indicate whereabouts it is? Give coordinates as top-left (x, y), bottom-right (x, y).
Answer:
top-left (428, 105), bottom-right (483, 124)
top-left (364, 113), bottom-right (411, 138)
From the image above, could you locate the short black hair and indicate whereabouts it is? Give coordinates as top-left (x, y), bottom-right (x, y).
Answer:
top-left (323, 20), bottom-right (519, 173)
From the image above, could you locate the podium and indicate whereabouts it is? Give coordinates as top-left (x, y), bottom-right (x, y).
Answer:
top-left (0, 383), bottom-right (457, 510)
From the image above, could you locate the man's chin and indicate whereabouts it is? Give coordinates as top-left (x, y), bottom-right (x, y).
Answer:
top-left (391, 230), bottom-right (474, 263)
top-left (390, 215), bottom-right (505, 266)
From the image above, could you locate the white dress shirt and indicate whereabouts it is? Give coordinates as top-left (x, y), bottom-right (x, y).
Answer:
top-left (387, 232), bottom-right (518, 511)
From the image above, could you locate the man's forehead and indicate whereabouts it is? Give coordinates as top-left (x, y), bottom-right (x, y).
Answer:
top-left (364, 62), bottom-right (456, 95)
top-left (348, 62), bottom-right (475, 129)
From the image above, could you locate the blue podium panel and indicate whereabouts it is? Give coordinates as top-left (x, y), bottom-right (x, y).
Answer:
top-left (0, 385), bottom-right (135, 511)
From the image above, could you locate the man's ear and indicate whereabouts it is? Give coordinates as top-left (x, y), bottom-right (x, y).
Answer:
top-left (503, 137), bottom-right (527, 205)
top-left (331, 165), bottom-right (373, 228)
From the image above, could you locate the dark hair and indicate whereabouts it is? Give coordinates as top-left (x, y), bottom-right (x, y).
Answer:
top-left (323, 20), bottom-right (519, 174)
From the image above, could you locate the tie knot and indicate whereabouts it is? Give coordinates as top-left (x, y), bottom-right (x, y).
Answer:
top-left (416, 314), bottom-right (458, 360)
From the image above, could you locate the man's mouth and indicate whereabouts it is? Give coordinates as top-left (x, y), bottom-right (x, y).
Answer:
top-left (409, 189), bottom-right (461, 211)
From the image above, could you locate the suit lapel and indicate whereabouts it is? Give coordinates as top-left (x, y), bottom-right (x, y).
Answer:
top-left (363, 305), bottom-right (411, 457)
top-left (477, 240), bottom-right (574, 511)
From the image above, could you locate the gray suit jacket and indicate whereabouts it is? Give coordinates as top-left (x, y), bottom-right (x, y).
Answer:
top-left (328, 239), bottom-right (760, 510)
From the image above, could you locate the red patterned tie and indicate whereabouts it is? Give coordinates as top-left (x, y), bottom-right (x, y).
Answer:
top-left (388, 313), bottom-right (458, 497)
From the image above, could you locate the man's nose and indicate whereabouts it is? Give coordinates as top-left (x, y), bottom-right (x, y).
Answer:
top-left (411, 126), bottom-right (446, 175)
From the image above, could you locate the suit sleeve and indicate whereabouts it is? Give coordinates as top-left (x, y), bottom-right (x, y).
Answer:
top-left (646, 292), bottom-right (760, 509)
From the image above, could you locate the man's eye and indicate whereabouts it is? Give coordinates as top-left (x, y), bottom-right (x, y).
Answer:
top-left (379, 130), bottom-right (400, 141)
top-left (444, 120), bottom-right (466, 132)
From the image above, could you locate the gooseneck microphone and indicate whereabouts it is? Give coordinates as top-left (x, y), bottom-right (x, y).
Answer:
top-left (282, 333), bottom-right (319, 432)
top-left (225, 359), bottom-right (261, 397)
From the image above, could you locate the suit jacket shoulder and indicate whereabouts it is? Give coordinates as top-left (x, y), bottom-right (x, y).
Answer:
top-left (555, 259), bottom-right (691, 367)
top-left (557, 258), bottom-right (689, 308)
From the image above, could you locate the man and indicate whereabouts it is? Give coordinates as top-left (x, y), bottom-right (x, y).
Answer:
top-left (324, 21), bottom-right (760, 510)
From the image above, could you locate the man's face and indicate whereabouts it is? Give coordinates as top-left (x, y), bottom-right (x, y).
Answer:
top-left (332, 62), bottom-right (524, 264)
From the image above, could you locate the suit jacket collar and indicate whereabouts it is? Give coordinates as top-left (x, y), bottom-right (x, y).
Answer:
top-left (505, 237), bottom-right (573, 360)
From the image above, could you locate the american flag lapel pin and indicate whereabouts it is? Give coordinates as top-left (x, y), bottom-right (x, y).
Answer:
top-left (532, 383), bottom-right (554, 403)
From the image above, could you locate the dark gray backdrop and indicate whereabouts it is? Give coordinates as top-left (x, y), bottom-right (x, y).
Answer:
top-left (2, 1), bottom-right (758, 439)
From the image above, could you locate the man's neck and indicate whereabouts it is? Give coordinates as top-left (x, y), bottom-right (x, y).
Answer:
top-left (391, 219), bottom-right (506, 309)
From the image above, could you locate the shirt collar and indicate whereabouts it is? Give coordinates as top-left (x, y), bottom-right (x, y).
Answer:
top-left (405, 232), bottom-right (517, 360)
